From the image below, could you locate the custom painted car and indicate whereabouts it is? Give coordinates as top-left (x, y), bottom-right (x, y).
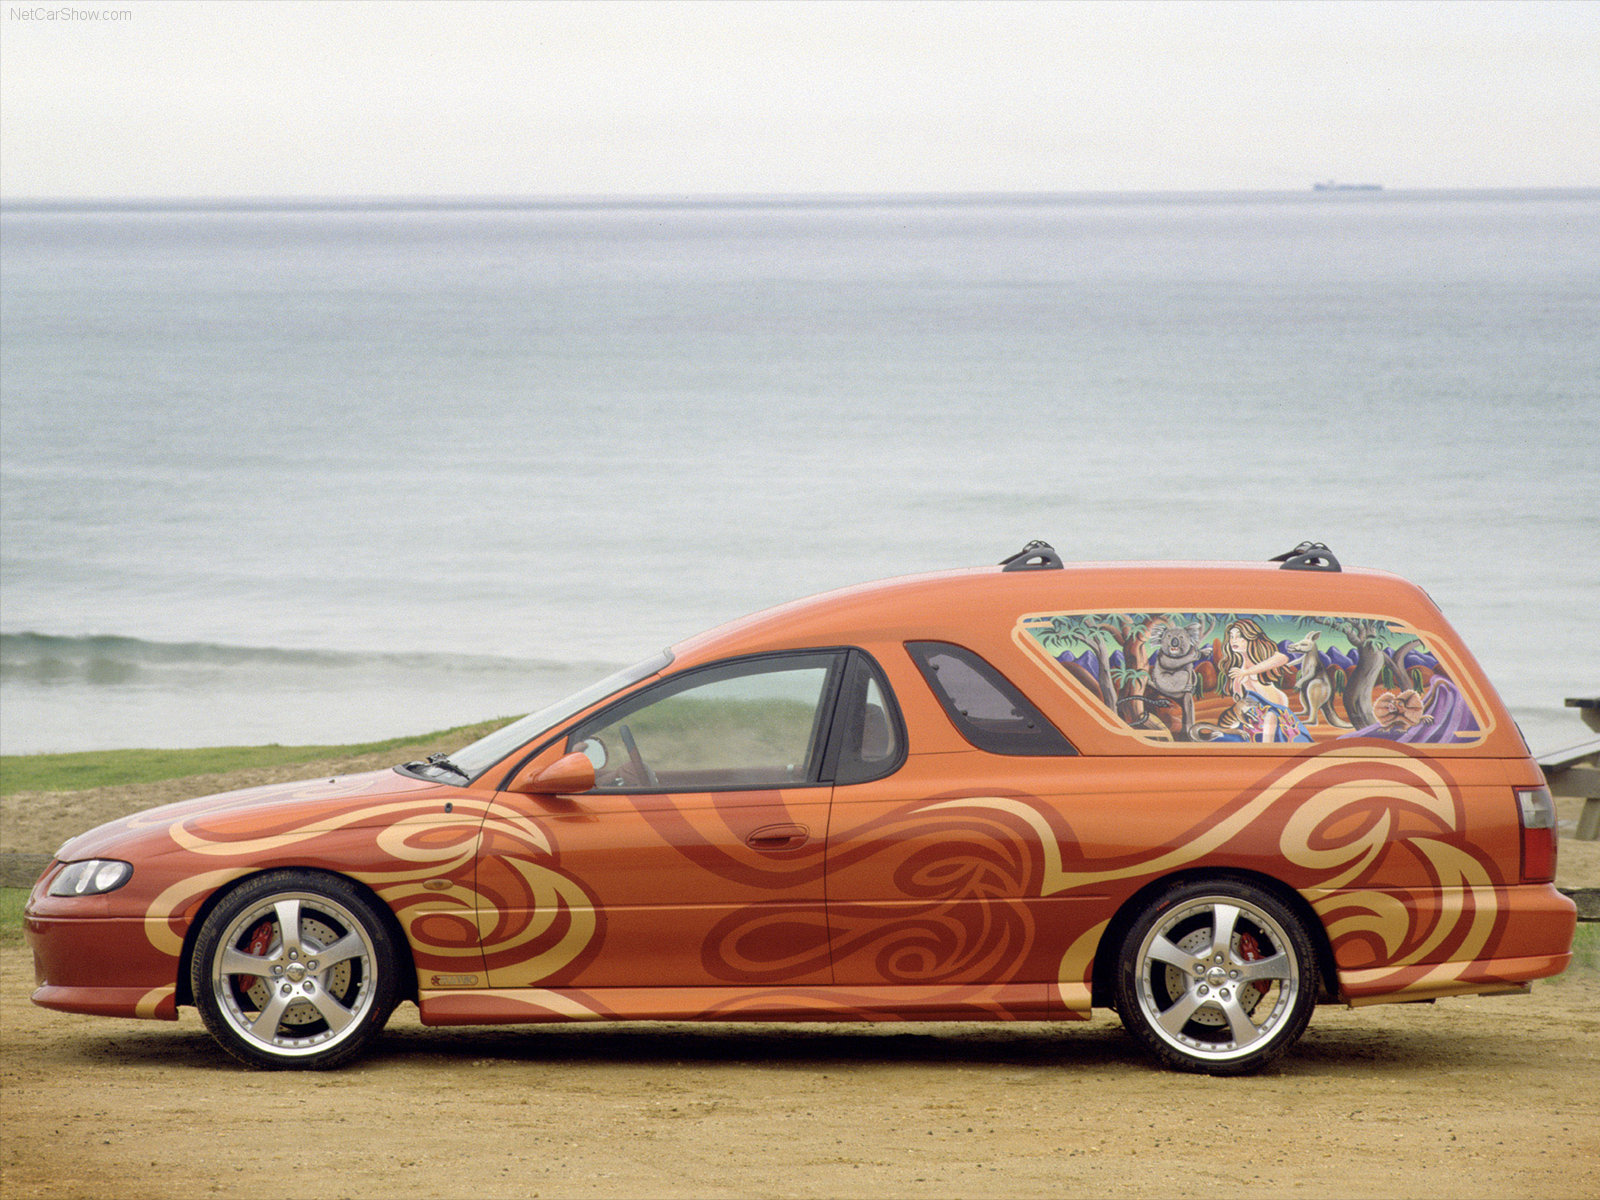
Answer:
top-left (26, 541), bottom-right (1576, 1073)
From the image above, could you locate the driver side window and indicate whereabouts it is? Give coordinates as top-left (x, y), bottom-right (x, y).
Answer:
top-left (570, 653), bottom-right (841, 792)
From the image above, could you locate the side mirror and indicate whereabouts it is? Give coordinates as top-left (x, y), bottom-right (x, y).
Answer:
top-left (505, 751), bottom-right (596, 796)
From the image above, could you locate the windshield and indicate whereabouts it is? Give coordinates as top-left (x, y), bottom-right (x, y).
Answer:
top-left (440, 651), bottom-right (674, 783)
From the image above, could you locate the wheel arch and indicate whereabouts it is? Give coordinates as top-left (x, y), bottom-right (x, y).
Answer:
top-left (1088, 867), bottom-right (1340, 1009)
top-left (175, 866), bottom-right (418, 1009)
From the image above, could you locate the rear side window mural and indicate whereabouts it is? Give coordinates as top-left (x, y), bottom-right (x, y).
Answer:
top-left (1017, 611), bottom-right (1486, 746)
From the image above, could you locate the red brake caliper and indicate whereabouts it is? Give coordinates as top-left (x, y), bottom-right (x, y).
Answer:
top-left (1237, 932), bottom-right (1264, 1003)
top-left (239, 920), bottom-right (274, 996)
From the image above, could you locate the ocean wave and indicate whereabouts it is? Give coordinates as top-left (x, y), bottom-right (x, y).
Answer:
top-left (0, 632), bottom-right (614, 687)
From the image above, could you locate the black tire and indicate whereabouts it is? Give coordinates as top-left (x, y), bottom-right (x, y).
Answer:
top-left (191, 870), bottom-right (402, 1069)
top-left (1112, 878), bottom-right (1318, 1075)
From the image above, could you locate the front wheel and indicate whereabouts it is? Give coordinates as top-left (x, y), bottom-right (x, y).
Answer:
top-left (191, 871), bottom-right (402, 1069)
top-left (1113, 879), bottom-right (1318, 1075)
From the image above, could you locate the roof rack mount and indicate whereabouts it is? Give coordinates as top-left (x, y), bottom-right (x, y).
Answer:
top-left (1000, 540), bottom-right (1063, 572)
top-left (997, 540), bottom-right (1341, 573)
top-left (1272, 541), bottom-right (1341, 572)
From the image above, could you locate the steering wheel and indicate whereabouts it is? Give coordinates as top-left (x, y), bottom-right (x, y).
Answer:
top-left (617, 723), bottom-right (659, 787)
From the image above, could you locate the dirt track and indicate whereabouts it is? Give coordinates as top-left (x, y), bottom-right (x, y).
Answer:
top-left (3, 945), bottom-right (1596, 1200)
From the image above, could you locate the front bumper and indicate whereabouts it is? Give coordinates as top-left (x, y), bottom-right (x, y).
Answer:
top-left (25, 862), bottom-right (184, 1021)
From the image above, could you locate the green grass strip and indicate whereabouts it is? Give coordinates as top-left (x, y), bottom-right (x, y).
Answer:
top-left (1, 887), bottom-right (28, 946)
top-left (1568, 915), bottom-right (1600, 974)
top-left (0, 719), bottom-right (514, 797)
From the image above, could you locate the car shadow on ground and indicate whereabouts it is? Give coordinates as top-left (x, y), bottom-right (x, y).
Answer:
top-left (371, 1017), bottom-right (1147, 1072)
top-left (34, 1005), bottom-right (1547, 1078)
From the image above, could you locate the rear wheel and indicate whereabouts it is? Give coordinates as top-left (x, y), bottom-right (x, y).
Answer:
top-left (191, 871), bottom-right (402, 1069)
top-left (1113, 879), bottom-right (1318, 1075)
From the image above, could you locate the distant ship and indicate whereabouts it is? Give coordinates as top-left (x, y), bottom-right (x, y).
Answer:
top-left (1313, 181), bottom-right (1383, 191)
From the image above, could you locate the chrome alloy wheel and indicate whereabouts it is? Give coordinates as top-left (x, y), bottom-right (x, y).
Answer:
top-left (205, 886), bottom-right (383, 1062)
top-left (1116, 882), bottom-right (1318, 1073)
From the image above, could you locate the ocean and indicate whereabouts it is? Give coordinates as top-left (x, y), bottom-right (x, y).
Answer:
top-left (2, 190), bottom-right (1597, 758)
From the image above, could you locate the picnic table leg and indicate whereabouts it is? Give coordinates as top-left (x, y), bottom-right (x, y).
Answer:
top-left (1579, 796), bottom-right (1600, 842)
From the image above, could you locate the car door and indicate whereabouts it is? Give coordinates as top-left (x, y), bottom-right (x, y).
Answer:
top-left (824, 641), bottom-right (1082, 995)
top-left (480, 651), bottom-right (844, 990)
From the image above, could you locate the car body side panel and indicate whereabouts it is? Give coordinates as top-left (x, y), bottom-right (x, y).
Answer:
top-left (480, 785), bottom-right (832, 989)
top-left (824, 753), bottom-right (1108, 998)
top-left (825, 743), bottom-right (1570, 1007)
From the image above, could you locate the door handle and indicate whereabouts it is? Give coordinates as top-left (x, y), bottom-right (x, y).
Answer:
top-left (746, 823), bottom-right (809, 851)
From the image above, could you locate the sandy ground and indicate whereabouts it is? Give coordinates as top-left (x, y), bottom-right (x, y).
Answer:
top-left (3, 950), bottom-right (1597, 1200)
top-left (3, 765), bottom-right (1597, 1199)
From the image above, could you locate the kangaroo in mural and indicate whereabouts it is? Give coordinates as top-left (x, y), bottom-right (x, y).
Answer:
top-left (1287, 631), bottom-right (1352, 727)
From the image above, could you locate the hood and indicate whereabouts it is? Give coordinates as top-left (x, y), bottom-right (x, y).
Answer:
top-left (54, 768), bottom-right (440, 861)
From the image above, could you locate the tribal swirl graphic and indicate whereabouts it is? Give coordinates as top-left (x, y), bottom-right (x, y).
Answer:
top-left (139, 744), bottom-right (1506, 1008)
top-left (822, 798), bottom-right (1049, 986)
top-left (149, 781), bottom-right (601, 980)
top-left (902, 744), bottom-right (1506, 1000)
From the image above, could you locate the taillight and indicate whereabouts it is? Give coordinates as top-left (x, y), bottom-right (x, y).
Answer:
top-left (1516, 786), bottom-right (1558, 883)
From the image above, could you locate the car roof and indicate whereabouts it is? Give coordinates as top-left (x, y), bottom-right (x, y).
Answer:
top-left (668, 558), bottom-right (1431, 669)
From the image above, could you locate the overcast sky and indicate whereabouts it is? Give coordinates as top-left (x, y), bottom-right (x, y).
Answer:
top-left (2, 0), bottom-right (1596, 199)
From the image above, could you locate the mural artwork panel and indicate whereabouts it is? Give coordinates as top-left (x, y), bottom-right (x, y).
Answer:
top-left (1018, 611), bottom-right (1485, 746)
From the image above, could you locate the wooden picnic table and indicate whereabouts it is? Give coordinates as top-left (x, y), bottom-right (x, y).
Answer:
top-left (1540, 697), bottom-right (1600, 841)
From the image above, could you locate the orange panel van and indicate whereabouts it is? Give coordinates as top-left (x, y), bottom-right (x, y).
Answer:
top-left (26, 542), bottom-right (1575, 1073)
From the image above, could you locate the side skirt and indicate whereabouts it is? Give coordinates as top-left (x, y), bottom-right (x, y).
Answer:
top-left (416, 982), bottom-right (1083, 1027)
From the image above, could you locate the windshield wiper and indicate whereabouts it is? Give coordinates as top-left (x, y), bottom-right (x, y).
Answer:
top-left (401, 752), bottom-right (469, 783)
top-left (425, 752), bottom-right (469, 779)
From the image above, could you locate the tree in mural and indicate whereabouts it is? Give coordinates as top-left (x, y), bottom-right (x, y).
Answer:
top-left (1083, 613), bottom-right (1157, 720)
top-left (1309, 617), bottom-right (1423, 729)
top-left (1039, 613), bottom-right (1214, 734)
top-left (1038, 615), bottom-right (1149, 714)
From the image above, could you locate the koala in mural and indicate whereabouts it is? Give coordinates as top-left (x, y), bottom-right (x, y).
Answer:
top-left (1126, 619), bottom-right (1209, 740)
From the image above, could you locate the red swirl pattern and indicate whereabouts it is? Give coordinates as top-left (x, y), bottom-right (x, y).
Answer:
top-left (141, 744), bottom-right (1512, 1011)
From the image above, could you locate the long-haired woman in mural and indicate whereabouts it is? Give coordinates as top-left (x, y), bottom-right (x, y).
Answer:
top-left (1204, 618), bottom-right (1313, 743)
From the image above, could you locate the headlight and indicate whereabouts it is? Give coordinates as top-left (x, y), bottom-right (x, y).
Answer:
top-left (49, 859), bottom-right (133, 897)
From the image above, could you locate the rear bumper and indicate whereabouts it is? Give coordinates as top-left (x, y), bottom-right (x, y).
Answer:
top-left (1332, 883), bottom-right (1577, 1005)
top-left (1341, 952), bottom-right (1570, 1006)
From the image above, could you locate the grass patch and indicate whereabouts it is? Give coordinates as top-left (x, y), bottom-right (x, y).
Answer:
top-left (603, 696), bottom-right (821, 774)
top-left (1, 888), bottom-right (28, 947)
top-left (0, 719), bottom-right (516, 797)
top-left (1565, 918), bottom-right (1600, 976)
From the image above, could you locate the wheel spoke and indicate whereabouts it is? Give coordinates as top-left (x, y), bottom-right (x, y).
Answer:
top-left (1145, 933), bottom-right (1195, 972)
top-left (1209, 903), bottom-right (1242, 961)
top-left (1155, 988), bottom-right (1206, 1038)
top-left (1236, 951), bottom-right (1292, 983)
top-left (273, 899), bottom-right (304, 957)
top-left (219, 946), bottom-right (271, 978)
top-left (250, 989), bottom-right (293, 1039)
top-left (306, 987), bottom-right (357, 1034)
top-left (1219, 993), bottom-right (1265, 1047)
top-left (314, 931), bottom-right (367, 970)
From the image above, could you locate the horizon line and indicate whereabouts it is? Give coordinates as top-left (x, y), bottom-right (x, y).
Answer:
top-left (5, 186), bottom-right (1599, 214)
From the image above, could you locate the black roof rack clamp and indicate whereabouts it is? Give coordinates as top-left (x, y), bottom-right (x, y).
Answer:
top-left (1272, 541), bottom-right (1341, 572)
top-left (1000, 540), bottom-right (1063, 572)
